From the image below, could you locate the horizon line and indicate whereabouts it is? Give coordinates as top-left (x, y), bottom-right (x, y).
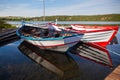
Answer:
top-left (0, 13), bottom-right (120, 17)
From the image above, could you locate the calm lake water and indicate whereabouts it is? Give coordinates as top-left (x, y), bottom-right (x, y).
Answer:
top-left (0, 23), bottom-right (120, 80)
top-left (7, 21), bottom-right (120, 25)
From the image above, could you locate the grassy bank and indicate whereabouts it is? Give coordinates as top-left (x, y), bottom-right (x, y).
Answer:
top-left (0, 20), bottom-right (16, 29)
top-left (0, 14), bottom-right (120, 21)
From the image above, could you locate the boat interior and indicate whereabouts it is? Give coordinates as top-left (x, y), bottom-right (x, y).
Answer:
top-left (19, 25), bottom-right (78, 38)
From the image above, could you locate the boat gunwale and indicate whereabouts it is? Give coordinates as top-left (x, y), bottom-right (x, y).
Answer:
top-left (16, 25), bottom-right (83, 41)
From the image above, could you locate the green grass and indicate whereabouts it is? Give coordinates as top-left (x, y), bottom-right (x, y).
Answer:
top-left (0, 20), bottom-right (16, 29)
top-left (0, 14), bottom-right (120, 21)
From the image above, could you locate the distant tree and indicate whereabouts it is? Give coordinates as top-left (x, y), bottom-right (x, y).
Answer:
top-left (0, 14), bottom-right (120, 21)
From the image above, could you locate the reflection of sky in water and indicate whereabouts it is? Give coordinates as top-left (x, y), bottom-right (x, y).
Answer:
top-left (116, 28), bottom-right (120, 43)
top-left (0, 40), bottom-right (28, 66)
top-left (0, 29), bottom-right (120, 80)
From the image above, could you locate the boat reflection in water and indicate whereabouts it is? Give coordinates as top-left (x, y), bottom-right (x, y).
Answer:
top-left (18, 40), bottom-right (80, 80)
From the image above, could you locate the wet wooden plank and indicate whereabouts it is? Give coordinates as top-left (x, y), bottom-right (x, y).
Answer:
top-left (105, 65), bottom-right (120, 80)
top-left (0, 29), bottom-right (20, 47)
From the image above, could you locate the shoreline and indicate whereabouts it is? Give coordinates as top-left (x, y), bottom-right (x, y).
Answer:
top-left (7, 21), bottom-right (120, 26)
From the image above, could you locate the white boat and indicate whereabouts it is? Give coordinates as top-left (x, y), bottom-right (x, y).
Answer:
top-left (16, 23), bottom-right (84, 52)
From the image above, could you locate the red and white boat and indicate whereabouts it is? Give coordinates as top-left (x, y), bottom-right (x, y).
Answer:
top-left (71, 24), bottom-right (115, 32)
top-left (65, 24), bottom-right (118, 47)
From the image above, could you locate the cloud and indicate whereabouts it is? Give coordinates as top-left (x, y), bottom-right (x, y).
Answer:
top-left (45, 0), bottom-right (120, 15)
top-left (35, 0), bottom-right (56, 2)
top-left (0, 0), bottom-right (9, 10)
top-left (0, 3), bottom-right (43, 17)
top-left (0, 0), bottom-right (120, 17)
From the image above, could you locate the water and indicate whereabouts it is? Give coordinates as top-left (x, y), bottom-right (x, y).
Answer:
top-left (0, 24), bottom-right (120, 80)
top-left (7, 21), bottom-right (120, 25)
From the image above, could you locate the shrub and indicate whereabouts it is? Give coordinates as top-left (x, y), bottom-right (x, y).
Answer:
top-left (0, 20), bottom-right (15, 29)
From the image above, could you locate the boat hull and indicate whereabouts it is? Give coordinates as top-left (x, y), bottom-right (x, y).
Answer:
top-left (26, 35), bottom-right (82, 52)
top-left (81, 29), bottom-right (118, 47)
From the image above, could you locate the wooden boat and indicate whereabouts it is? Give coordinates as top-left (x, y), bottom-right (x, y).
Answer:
top-left (16, 23), bottom-right (84, 52)
top-left (54, 24), bottom-right (119, 47)
top-left (71, 24), bottom-right (117, 32)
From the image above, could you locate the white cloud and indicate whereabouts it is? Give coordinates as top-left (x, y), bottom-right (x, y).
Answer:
top-left (35, 0), bottom-right (56, 2)
top-left (0, 3), bottom-right (43, 17)
top-left (0, 0), bottom-right (120, 17)
top-left (45, 0), bottom-right (120, 15)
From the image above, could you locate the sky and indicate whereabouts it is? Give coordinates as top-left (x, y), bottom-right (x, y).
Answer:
top-left (0, 0), bottom-right (120, 17)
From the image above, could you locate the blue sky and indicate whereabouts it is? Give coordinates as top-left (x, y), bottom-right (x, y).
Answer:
top-left (0, 0), bottom-right (120, 17)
